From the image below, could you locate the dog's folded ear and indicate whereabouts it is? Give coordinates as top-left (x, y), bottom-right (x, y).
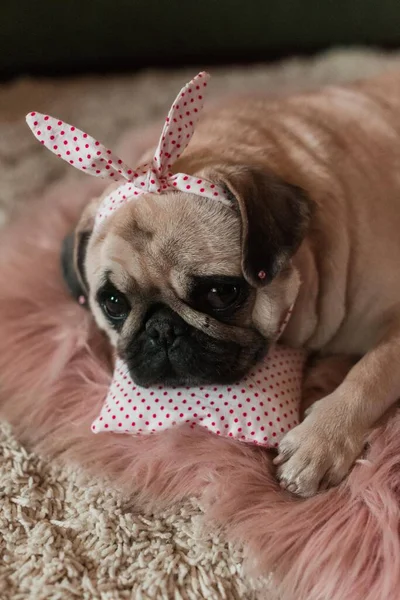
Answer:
top-left (61, 231), bottom-right (85, 302)
top-left (218, 165), bottom-right (314, 286)
top-left (60, 198), bottom-right (98, 303)
top-left (61, 230), bottom-right (91, 303)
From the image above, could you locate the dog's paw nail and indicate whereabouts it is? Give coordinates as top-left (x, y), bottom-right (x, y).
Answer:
top-left (273, 454), bottom-right (284, 465)
top-left (287, 483), bottom-right (298, 493)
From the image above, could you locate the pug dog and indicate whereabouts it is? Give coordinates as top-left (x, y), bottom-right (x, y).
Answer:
top-left (62, 70), bottom-right (400, 497)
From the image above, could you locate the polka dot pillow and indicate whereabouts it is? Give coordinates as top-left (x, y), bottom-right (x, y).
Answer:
top-left (92, 344), bottom-right (306, 448)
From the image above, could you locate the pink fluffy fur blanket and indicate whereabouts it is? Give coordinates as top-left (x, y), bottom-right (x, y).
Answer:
top-left (1, 126), bottom-right (400, 600)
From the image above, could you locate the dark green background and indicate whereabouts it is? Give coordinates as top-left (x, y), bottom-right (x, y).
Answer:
top-left (2, 0), bottom-right (400, 75)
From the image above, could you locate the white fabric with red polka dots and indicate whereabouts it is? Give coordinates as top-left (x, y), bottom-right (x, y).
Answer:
top-left (25, 71), bottom-right (231, 233)
top-left (91, 345), bottom-right (306, 448)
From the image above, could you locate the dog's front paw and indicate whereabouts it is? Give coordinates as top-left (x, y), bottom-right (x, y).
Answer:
top-left (273, 405), bottom-right (366, 497)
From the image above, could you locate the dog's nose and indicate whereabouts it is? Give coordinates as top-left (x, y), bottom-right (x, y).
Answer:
top-left (145, 306), bottom-right (187, 348)
top-left (147, 321), bottom-right (177, 346)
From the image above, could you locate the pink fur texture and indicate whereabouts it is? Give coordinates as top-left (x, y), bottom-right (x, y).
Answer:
top-left (1, 131), bottom-right (400, 600)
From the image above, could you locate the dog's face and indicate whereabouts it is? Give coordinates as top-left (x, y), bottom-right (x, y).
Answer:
top-left (64, 165), bottom-right (312, 386)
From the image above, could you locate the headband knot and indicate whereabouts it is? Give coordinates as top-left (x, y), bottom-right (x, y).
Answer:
top-left (26, 72), bottom-right (231, 231)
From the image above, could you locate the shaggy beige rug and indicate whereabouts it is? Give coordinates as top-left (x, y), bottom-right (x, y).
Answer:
top-left (0, 423), bottom-right (254, 599)
top-left (1, 48), bottom-right (400, 599)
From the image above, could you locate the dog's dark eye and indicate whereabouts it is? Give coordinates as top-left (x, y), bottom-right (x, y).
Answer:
top-left (190, 276), bottom-right (247, 316)
top-left (101, 290), bottom-right (130, 321)
top-left (206, 284), bottom-right (240, 310)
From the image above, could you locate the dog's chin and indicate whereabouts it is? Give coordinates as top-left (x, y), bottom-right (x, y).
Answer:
top-left (122, 335), bottom-right (268, 388)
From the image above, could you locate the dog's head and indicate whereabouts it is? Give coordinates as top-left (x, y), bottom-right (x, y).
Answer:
top-left (62, 165), bottom-right (312, 386)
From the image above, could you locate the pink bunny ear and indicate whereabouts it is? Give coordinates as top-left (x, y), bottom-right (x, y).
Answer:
top-left (27, 73), bottom-right (232, 223)
top-left (26, 112), bottom-right (134, 182)
top-left (153, 71), bottom-right (210, 176)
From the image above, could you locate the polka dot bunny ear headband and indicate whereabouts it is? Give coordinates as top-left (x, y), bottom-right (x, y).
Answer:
top-left (26, 71), bottom-right (232, 233)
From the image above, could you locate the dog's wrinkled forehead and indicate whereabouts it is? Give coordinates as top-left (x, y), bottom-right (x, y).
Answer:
top-left (89, 191), bottom-right (242, 293)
